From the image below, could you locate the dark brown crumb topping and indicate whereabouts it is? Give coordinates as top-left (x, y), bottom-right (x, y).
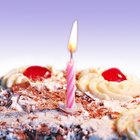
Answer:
top-left (0, 81), bottom-right (129, 140)
top-left (11, 82), bottom-right (118, 119)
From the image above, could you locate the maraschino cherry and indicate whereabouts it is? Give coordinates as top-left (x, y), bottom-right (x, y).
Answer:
top-left (101, 68), bottom-right (127, 82)
top-left (23, 66), bottom-right (51, 81)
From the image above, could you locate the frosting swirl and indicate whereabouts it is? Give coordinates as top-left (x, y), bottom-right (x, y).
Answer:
top-left (1, 66), bottom-right (29, 88)
top-left (77, 68), bottom-right (140, 101)
top-left (116, 105), bottom-right (140, 139)
top-left (1, 66), bottom-right (63, 88)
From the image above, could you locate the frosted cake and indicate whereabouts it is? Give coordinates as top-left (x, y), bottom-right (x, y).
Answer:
top-left (0, 66), bottom-right (140, 140)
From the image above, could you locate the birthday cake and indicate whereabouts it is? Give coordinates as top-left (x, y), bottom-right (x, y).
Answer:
top-left (0, 66), bottom-right (140, 140)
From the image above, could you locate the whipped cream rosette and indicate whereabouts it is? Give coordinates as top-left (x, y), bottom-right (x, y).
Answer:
top-left (1, 66), bottom-right (28, 88)
top-left (1, 66), bottom-right (65, 89)
top-left (116, 105), bottom-right (140, 140)
top-left (77, 68), bottom-right (140, 101)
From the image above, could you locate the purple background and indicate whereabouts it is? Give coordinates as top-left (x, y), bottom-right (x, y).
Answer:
top-left (0, 0), bottom-right (140, 76)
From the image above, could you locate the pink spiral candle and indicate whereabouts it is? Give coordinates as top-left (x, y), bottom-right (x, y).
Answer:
top-left (65, 20), bottom-right (77, 110)
top-left (66, 58), bottom-right (76, 108)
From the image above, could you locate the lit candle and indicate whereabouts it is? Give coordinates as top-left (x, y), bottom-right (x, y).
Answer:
top-left (66, 21), bottom-right (78, 109)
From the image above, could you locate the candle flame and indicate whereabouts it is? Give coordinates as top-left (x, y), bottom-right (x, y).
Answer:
top-left (68, 21), bottom-right (78, 53)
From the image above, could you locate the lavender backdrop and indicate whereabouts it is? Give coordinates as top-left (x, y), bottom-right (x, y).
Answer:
top-left (0, 0), bottom-right (140, 76)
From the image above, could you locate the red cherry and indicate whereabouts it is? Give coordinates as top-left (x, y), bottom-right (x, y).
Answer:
top-left (101, 68), bottom-right (127, 82)
top-left (23, 66), bottom-right (51, 81)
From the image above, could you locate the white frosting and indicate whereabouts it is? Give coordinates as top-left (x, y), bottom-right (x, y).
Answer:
top-left (10, 95), bottom-right (24, 112)
top-left (116, 105), bottom-right (140, 140)
top-left (1, 66), bottom-right (140, 139)
top-left (1, 66), bottom-right (65, 90)
top-left (1, 66), bottom-right (28, 88)
top-left (77, 68), bottom-right (140, 101)
top-left (0, 89), bottom-right (129, 139)
top-left (0, 109), bottom-right (118, 139)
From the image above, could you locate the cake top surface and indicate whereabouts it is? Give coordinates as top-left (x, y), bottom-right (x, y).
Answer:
top-left (0, 65), bottom-right (140, 140)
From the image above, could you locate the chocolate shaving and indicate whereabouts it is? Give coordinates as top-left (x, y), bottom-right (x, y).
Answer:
top-left (11, 82), bottom-right (119, 119)
top-left (0, 121), bottom-right (6, 126)
top-left (109, 112), bottom-right (120, 120)
top-left (37, 123), bottom-right (51, 135)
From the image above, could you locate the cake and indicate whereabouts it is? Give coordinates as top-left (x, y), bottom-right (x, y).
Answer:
top-left (0, 66), bottom-right (140, 140)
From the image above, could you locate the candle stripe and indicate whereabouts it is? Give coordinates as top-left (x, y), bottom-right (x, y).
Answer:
top-left (67, 62), bottom-right (74, 77)
top-left (69, 96), bottom-right (75, 108)
top-left (67, 68), bottom-right (75, 88)
top-left (67, 85), bottom-right (75, 103)
top-left (67, 74), bottom-right (75, 90)
top-left (67, 82), bottom-right (75, 97)
top-left (66, 59), bottom-right (76, 109)
top-left (67, 86), bottom-right (75, 106)
top-left (67, 96), bottom-right (75, 108)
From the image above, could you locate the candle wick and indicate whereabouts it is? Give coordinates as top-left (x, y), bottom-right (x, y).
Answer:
top-left (70, 52), bottom-right (73, 59)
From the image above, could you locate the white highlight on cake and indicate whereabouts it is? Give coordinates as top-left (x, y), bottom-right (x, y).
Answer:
top-left (10, 95), bottom-right (24, 112)
top-left (77, 68), bottom-right (140, 101)
top-left (116, 105), bottom-right (140, 140)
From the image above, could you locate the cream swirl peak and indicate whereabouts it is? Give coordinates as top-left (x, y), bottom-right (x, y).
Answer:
top-left (77, 68), bottom-right (140, 101)
top-left (116, 105), bottom-right (140, 139)
top-left (1, 66), bottom-right (65, 89)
